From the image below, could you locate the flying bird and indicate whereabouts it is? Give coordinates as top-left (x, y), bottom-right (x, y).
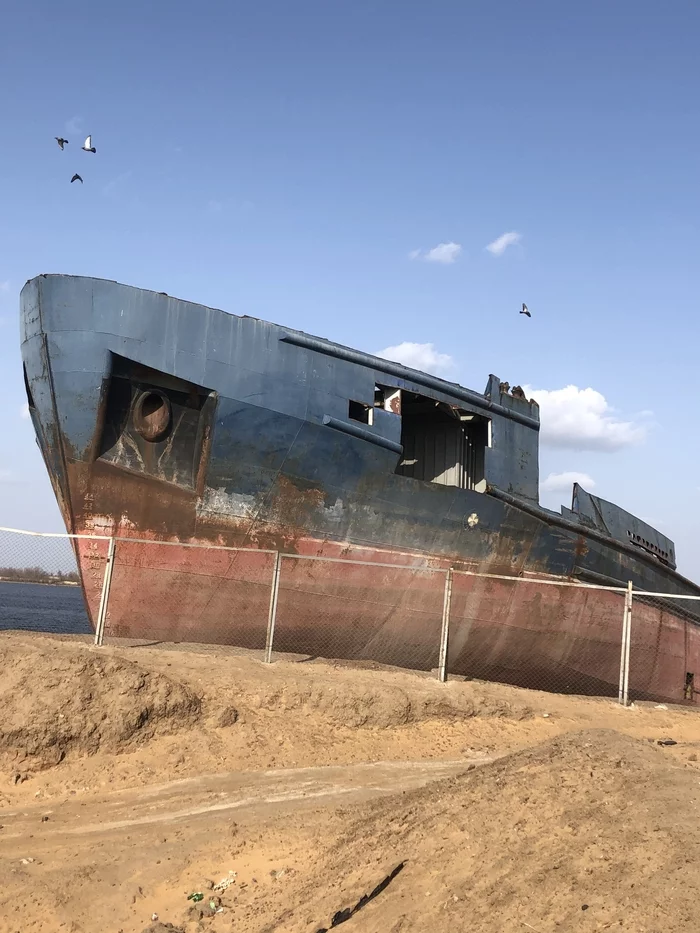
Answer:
top-left (55, 137), bottom-right (68, 150)
top-left (70, 174), bottom-right (83, 184)
top-left (81, 135), bottom-right (96, 153)
top-left (520, 303), bottom-right (531, 318)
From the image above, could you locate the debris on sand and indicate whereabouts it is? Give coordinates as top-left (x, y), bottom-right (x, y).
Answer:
top-left (212, 871), bottom-right (236, 892)
top-left (140, 924), bottom-right (184, 933)
top-left (313, 862), bottom-right (405, 932)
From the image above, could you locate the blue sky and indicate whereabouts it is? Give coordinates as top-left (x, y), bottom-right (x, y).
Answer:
top-left (1, 1), bottom-right (699, 574)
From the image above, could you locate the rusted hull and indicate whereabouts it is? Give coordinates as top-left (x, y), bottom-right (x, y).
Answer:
top-left (19, 274), bottom-right (700, 707)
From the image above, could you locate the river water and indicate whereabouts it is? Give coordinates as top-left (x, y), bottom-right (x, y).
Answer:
top-left (0, 581), bottom-right (91, 635)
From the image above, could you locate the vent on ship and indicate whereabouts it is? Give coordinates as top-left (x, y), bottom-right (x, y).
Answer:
top-left (96, 354), bottom-right (216, 491)
top-left (626, 529), bottom-right (671, 564)
top-left (395, 391), bottom-right (489, 491)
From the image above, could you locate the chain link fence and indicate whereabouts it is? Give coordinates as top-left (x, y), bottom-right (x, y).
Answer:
top-left (0, 527), bottom-right (107, 636)
top-left (102, 538), bottom-right (276, 656)
top-left (3, 525), bottom-right (700, 706)
top-left (268, 555), bottom-right (446, 671)
top-left (447, 571), bottom-right (628, 699)
top-left (627, 589), bottom-right (700, 707)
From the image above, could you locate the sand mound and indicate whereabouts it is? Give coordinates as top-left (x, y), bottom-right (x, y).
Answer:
top-left (242, 676), bottom-right (533, 728)
top-left (260, 729), bottom-right (700, 932)
top-left (0, 639), bottom-right (201, 770)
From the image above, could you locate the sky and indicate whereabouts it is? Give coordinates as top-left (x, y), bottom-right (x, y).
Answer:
top-left (1, 0), bottom-right (699, 575)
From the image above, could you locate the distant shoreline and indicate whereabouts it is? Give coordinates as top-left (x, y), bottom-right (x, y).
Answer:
top-left (0, 579), bottom-right (80, 587)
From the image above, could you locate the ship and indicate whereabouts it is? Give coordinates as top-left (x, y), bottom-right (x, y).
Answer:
top-left (19, 273), bottom-right (700, 704)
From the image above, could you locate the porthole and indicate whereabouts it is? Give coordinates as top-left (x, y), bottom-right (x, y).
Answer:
top-left (132, 390), bottom-right (172, 442)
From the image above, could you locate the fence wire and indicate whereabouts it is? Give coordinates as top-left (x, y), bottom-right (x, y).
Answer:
top-left (628, 591), bottom-right (700, 706)
top-left (0, 528), bottom-right (103, 636)
top-left (102, 539), bottom-right (276, 656)
top-left (447, 573), bottom-right (628, 698)
top-left (269, 555), bottom-right (446, 671)
top-left (5, 524), bottom-right (700, 708)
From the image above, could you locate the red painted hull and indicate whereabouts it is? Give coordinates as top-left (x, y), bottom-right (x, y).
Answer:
top-left (75, 535), bottom-right (699, 706)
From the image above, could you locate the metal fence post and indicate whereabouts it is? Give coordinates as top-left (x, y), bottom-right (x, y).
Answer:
top-left (438, 568), bottom-right (453, 682)
top-left (618, 579), bottom-right (633, 705)
top-left (264, 552), bottom-right (281, 663)
top-left (622, 580), bottom-right (633, 706)
top-left (94, 537), bottom-right (116, 647)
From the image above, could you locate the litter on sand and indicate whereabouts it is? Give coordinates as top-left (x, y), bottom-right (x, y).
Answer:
top-left (213, 871), bottom-right (237, 892)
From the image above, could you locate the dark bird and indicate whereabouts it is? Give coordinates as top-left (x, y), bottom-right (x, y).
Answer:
top-left (55, 137), bottom-right (68, 150)
top-left (70, 174), bottom-right (83, 184)
top-left (520, 302), bottom-right (531, 317)
top-left (81, 135), bottom-right (96, 153)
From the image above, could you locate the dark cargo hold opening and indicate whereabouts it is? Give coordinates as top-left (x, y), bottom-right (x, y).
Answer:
top-left (395, 391), bottom-right (489, 491)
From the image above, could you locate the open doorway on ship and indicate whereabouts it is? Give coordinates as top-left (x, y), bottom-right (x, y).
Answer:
top-left (394, 391), bottom-right (489, 491)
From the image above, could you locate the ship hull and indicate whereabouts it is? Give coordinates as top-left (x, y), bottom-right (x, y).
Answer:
top-left (20, 274), bottom-right (700, 707)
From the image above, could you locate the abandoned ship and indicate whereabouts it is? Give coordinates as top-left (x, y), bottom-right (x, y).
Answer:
top-left (19, 273), bottom-right (700, 704)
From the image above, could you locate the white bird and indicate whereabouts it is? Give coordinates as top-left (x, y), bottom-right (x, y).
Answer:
top-left (70, 174), bottom-right (83, 184)
top-left (81, 135), bottom-right (96, 153)
top-left (520, 303), bottom-right (531, 318)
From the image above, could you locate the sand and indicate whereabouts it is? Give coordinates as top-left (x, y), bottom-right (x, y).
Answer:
top-left (1, 631), bottom-right (700, 932)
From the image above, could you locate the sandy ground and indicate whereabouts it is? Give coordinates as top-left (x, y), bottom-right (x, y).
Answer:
top-left (2, 631), bottom-right (700, 932)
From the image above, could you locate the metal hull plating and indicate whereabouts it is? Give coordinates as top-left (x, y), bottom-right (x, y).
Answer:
top-left (20, 274), bottom-right (700, 705)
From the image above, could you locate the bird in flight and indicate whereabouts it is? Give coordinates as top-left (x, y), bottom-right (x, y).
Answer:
top-left (70, 174), bottom-right (83, 184)
top-left (55, 137), bottom-right (68, 150)
top-left (520, 303), bottom-right (531, 317)
top-left (81, 135), bottom-right (96, 153)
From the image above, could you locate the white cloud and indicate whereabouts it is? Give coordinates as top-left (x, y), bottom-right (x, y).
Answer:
top-left (524, 384), bottom-right (647, 451)
top-left (409, 242), bottom-right (462, 265)
top-left (0, 281), bottom-right (9, 292)
top-left (20, 403), bottom-right (30, 420)
top-left (65, 115), bottom-right (83, 136)
top-left (541, 471), bottom-right (596, 494)
top-left (375, 342), bottom-right (455, 375)
top-left (207, 199), bottom-right (223, 214)
top-left (486, 231), bottom-right (521, 256)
